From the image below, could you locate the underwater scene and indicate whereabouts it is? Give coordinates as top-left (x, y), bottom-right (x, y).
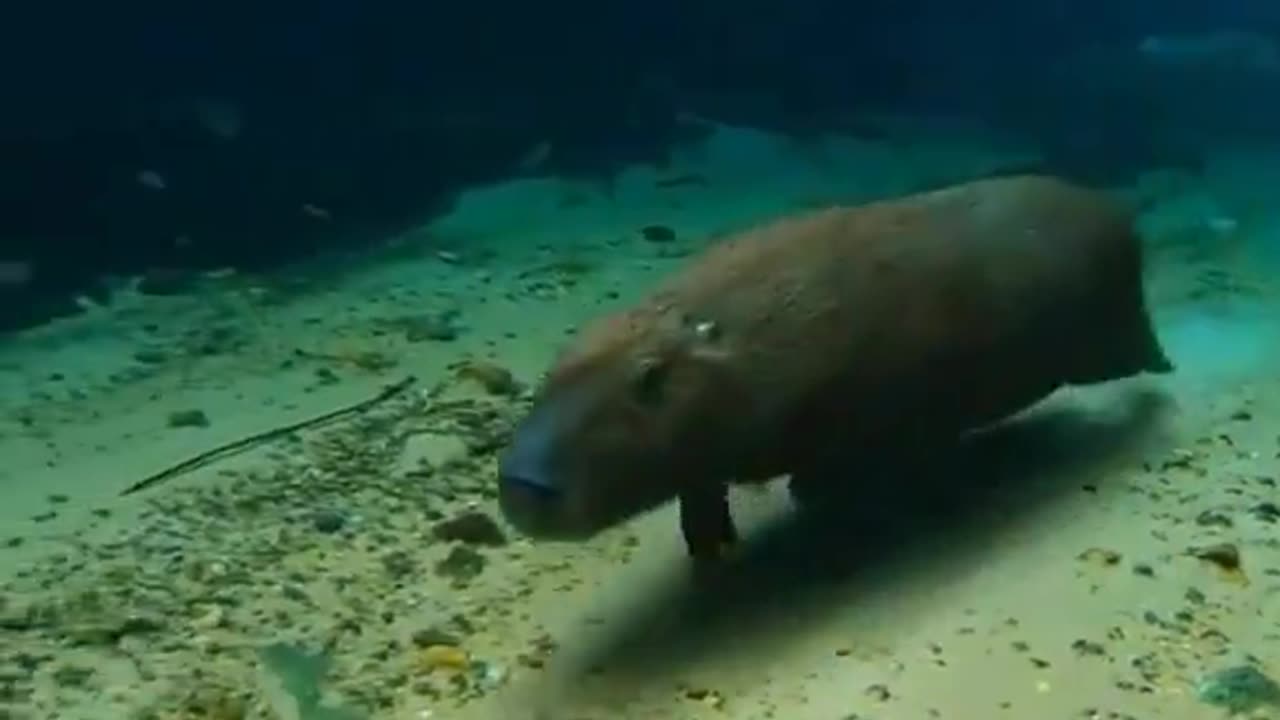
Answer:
top-left (4, 3), bottom-right (1280, 719)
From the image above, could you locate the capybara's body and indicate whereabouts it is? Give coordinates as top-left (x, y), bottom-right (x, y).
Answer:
top-left (497, 175), bottom-right (1172, 557)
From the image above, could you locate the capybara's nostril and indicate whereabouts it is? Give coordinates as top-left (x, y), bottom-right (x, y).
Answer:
top-left (498, 469), bottom-right (566, 538)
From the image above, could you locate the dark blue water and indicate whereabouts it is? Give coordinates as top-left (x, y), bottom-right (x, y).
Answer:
top-left (2, 1), bottom-right (1279, 330)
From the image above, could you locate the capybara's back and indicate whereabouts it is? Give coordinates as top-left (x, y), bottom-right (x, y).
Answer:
top-left (496, 174), bottom-right (1172, 549)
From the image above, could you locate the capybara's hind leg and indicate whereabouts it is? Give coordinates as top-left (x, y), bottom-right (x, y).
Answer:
top-left (1065, 285), bottom-right (1173, 384)
top-left (787, 471), bottom-right (824, 509)
top-left (785, 439), bottom-right (886, 509)
top-left (679, 481), bottom-right (738, 563)
top-left (787, 462), bottom-right (865, 510)
top-left (787, 441), bottom-right (938, 512)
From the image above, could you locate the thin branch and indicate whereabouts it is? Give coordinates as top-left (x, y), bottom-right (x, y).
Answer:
top-left (120, 375), bottom-right (418, 496)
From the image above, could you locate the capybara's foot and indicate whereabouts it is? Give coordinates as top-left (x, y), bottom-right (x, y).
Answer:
top-left (679, 482), bottom-right (738, 563)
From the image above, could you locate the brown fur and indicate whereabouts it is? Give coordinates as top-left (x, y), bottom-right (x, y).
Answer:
top-left (496, 174), bottom-right (1172, 556)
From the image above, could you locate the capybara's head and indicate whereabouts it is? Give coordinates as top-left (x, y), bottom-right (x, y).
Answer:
top-left (498, 304), bottom-right (741, 541)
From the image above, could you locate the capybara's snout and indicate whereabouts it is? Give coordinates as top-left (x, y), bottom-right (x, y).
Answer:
top-left (497, 402), bottom-right (588, 540)
top-left (497, 365), bottom-right (692, 542)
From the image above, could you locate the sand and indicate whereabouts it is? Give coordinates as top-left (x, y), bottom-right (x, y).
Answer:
top-left (2, 119), bottom-right (1279, 720)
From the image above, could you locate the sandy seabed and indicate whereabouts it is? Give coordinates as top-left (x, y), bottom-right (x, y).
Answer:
top-left (3, 121), bottom-right (1280, 720)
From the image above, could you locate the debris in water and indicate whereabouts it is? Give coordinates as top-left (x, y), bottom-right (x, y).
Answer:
top-left (1189, 542), bottom-right (1250, 585)
top-left (167, 409), bottom-right (211, 429)
top-left (412, 644), bottom-right (470, 675)
top-left (1196, 664), bottom-right (1280, 715)
top-left (257, 641), bottom-right (366, 720)
top-left (1076, 547), bottom-right (1122, 567)
top-left (451, 359), bottom-right (522, 396)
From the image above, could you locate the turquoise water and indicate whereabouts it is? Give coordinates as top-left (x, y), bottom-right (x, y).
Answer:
top-left (1, 122), bottom-right (1278, 719)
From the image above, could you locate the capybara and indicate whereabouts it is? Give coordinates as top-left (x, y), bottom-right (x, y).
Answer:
top-left (496, 174), bottom-right (1173, 561)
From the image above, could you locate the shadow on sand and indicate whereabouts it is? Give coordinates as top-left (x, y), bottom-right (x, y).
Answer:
top-left (556, 384), bottom-right (1175, 696)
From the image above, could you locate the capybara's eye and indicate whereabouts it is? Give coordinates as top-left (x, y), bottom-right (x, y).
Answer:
top-left (631, 358), bottom-right (669, 407)
top-left (692, 319), bottom-right (720, 343)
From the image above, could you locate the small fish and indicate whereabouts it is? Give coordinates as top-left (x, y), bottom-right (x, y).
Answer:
top-left (513, 140), bottom-right (553, 173)
top-left (655, 172), bottom-right (710, 189)
top-left (1138, 30), bottom-right (1280, 73)
top-left (0, 260), bottom-right (33, 289)
top-left (191, 96), bottom-right (244, 140)
top-left (301, 204), bottom-right (331, 221)
top-left (137, 170), bottom-right (167, 191)
top-left (1206, 216), bottom-right (1239, 235)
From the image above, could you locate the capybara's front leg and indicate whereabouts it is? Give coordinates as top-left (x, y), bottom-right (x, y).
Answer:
top-left (679, 481), bottom-right (738, 563)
